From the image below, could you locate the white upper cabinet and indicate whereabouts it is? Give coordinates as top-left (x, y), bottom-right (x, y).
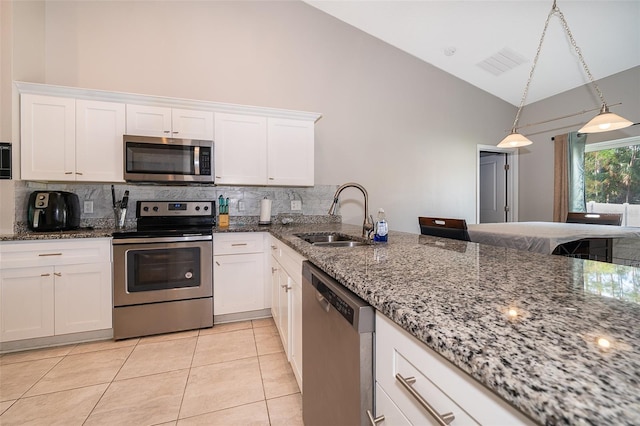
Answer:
top-left (76, 100), bottom-right (125, 182)
top-left (267, 118), bottom-right (314, 186)
top-left (214, 113), bottom-right (315, 186)
top-left (126, 104), bottom-right (214, 140)
top-left (21, 94), bottom-right (125, 182)
top-left (214, 113), bottom-right (268, 185)
top-left (17, 82), bottom-right (320, 185)
top-left (21, 94), bottom-right (76, 181)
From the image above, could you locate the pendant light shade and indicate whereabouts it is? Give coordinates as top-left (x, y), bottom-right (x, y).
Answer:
top-left (578, 104), bottom-right (634, 133)
top-left (498, 0), bottom-right (634, 148)
top-left (497, 130), bottom-right (533, 148)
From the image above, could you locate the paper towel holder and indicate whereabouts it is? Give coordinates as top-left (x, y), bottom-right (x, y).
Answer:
top-left (259, 196), bottom-right (272, 226)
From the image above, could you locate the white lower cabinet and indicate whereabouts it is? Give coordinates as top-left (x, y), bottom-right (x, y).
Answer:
top-left (270, 235), bottom-right (305, 390)
top-left (213, 233), bottom-right (269, 317)
top-left (0, 239), bottom-right (113, 343)
top-left (375, 314), bottom-right (534, 425)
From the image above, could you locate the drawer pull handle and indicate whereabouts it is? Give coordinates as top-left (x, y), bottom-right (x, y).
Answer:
top-left (76, 172), bottom-right (83, 175)
top-left (271, 245), bottom-right (277, 250)
top-left (39, 253), bottom-right (62, 257)
top-left (215, 261), bottom-right (221, 266)
top-left (231, 243), bottom-right (248, 246)
top-left (366, 410), bottom-right (385, 425)
top-left (54, 272), bottom-right (62, 277)
top-left (41, 273), bottom-right (51, 277)
top-left (65, 171), bottom-right (73, 175)
top-left (395, 373), bottom-right (455, 425)
top-left (272, 267), bottom-right (278, 273)
top-left (281, 284), bottom-right (292, 292)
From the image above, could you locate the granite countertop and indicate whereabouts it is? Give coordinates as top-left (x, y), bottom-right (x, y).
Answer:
top-left (267, 223), bottom-right (640, 425)
top-left (3, 222), bottom-right (639, 424)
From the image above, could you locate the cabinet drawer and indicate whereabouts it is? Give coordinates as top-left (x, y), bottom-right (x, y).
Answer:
top-left (0, 239), bottom-right (111, 269)
top-left (214, 232), bottom-right (264, 255)
top-left (374, 382), bottom-right (411, 426)
top-left (375, 314), bottom-right (533, 425)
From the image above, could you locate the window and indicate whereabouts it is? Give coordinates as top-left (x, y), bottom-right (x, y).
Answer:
top-left (584, 136), bottom-right (640, 226)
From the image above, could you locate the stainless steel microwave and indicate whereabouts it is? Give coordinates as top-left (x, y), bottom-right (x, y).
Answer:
top-left (124, 135), bottom-right (214, 183)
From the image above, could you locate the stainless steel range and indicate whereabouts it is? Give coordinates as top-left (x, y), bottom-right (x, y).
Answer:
top-left (112, 200), bottom-right (215, 340)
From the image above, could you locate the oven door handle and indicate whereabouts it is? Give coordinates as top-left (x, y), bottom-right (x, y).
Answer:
top-left (112, 235), bottom-right (212, 244)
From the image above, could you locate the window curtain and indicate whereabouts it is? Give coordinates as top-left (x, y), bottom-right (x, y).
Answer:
top-left (553, 131), bottom-right (587, 222)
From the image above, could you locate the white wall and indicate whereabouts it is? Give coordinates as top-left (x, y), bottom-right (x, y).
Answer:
top-left (12, 0), bottom-right (515, 233)
top-left (516, 67), bottom-right (640, 221)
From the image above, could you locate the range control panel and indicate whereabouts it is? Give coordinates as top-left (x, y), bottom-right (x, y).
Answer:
top-left (136, 201), bottom-right (215, 217)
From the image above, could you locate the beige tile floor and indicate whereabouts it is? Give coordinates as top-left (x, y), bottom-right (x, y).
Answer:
top-left (0, 318), bottom-right (303, 426)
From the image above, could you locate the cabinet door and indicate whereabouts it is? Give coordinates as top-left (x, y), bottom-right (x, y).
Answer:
top-left (271, 257), bottom-right (281, 325)
top-left (0, 267), bottom-right (55, 342)
top-left (54, 262), bottom-right (113, 335)
top-left (172, 108), bottom-right (214, 140)
top-left (126, 104), bottom-right (172, 137)
top-left (76, 100), bottom-right (126, 182)
top-left (289, 275), bottom-right (303, 390)
top-left (277, 270), bottom-right (291, 355)
top-left (214, 253), bottom-right (265, 315)
top-left (214, 113), bottom-right (267, 185)
top-left (267, 118), bottom-right (314, 186)
top-left (20, 94), bottom-right (76, 181)
top-left (375, 383), bottom-right (412, 426)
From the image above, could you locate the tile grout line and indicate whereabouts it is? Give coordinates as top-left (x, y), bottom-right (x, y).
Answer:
top-left (174, 330), bottom-right (201, 423)
top-left (81, 338), bottom-right (141, 425)
top-left (253, 320), bottom-right (274, 426)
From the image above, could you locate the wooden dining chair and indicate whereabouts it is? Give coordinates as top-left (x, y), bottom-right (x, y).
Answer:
top-left (418, 217), bottom-right (470, 241)
top-left (566, 212), bottom-right (622, 226)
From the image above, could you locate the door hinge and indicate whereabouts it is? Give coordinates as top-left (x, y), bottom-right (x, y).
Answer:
top-left (504, 205), bottom-right (510, 212)
top-left (504, 164), bottom-right (510, 171)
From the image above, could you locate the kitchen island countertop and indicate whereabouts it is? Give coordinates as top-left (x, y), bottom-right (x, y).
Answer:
top-left (267, 223), bottom-right (640, 425)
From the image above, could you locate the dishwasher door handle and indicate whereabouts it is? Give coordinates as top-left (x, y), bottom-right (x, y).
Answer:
top-left (315, 290), bottom-right (331, 313)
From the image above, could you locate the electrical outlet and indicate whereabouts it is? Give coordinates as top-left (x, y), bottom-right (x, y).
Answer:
top-left (291, 200), bottom-right (302, 211)
top-left (83, 200), bottom-right (94, 214)
top-left (238, 200), bottom-right (246, 211)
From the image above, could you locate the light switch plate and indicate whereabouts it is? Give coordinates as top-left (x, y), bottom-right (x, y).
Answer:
top-left (83, 200), bottom-right (94, 214)
top-left (291, 200), bottom-right (302, 211)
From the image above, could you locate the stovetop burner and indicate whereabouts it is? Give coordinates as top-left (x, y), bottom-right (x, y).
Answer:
top-left (112, 200), bottom-right (216, 239)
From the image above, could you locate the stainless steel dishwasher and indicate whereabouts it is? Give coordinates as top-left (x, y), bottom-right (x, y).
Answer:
top-left (302, 261), bottom-right (375, 426)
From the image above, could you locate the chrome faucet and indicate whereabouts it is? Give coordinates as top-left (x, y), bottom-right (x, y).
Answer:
top-left (328, 182), bottom-right (374, 239)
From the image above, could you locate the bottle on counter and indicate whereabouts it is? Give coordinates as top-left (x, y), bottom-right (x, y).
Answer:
top-left (374, 208), bottom-right (388, 242)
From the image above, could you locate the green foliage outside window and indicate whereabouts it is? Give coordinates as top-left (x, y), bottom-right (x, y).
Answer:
top-left (585, 144), bottom-right (640, 204)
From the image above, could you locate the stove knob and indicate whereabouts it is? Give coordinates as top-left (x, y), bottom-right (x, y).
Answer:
top-left (153, 206), bottom-right (159, 212)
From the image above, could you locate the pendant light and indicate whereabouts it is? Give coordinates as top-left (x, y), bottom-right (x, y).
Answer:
top-left (498, 0), bottom-right (633, 148)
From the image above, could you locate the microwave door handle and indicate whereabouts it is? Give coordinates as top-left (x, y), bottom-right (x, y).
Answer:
top-left (193, 146), bottom-right (200, 175)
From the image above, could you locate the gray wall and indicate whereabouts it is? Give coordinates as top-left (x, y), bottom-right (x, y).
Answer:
top-left (7, 0), bottom-right (517, 233)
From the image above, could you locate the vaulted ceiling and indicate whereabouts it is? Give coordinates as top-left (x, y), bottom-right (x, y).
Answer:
top-left (304, 1), bottom-right (640, 107)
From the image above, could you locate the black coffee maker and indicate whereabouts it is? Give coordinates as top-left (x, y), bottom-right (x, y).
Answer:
top-left (27, 191), bottom-right (81, 231)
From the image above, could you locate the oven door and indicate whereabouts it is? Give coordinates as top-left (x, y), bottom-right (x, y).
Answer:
top-left (113, 237), bottom-right (213, 306)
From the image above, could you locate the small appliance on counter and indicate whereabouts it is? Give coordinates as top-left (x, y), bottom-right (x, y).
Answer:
top-left (27, 191), bottom-right (81, 232)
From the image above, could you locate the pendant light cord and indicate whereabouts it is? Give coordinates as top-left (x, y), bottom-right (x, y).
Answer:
top-left (512, 0), bottom-right (606, 132)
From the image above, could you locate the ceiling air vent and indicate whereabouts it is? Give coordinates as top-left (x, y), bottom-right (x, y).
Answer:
top-left (477, 48), bottom-right (528, 76)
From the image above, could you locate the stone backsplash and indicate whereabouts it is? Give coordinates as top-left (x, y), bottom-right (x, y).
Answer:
top-left (14, 181), bottom-right (339, 230)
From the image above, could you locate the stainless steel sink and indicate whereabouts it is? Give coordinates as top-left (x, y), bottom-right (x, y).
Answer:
top-left (295, 233), bottom-right (368, 247)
